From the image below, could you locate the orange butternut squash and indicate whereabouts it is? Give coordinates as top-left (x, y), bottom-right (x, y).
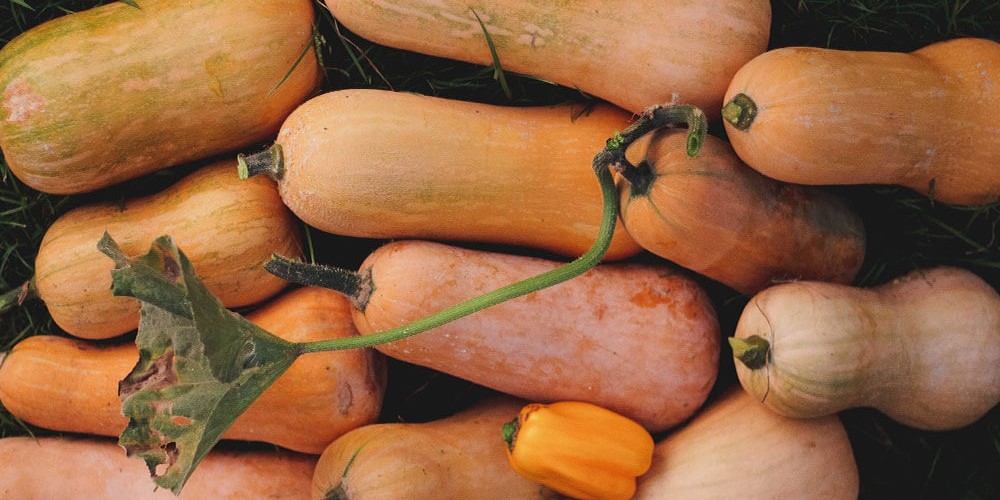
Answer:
top-left (238, 88), bottom-right (641, 261)
top-left (620, 128), bottom-right (866, 295)
top-left (323, 0), bottom-right (771, 118)
top-left (0, 287), bottom-right (388, 454)
top-left (29, 160), bottom-right (302, 340)
top-left (268, 239), bottom-right (720, 432)
top-left (312, 396), bottom-right (554, 499)
top-left (634, 388), bottom-right (859, 499)
top-left (0, 0), bottom-right (320, 194)
top-left (730, 267), bottom-right (1000, 431)
top-left (722, 38), bottom-right (1000, 205)
top-left (0, 436), bottom-right (315, 499)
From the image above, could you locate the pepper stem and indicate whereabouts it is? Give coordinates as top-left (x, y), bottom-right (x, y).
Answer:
top-left (0, 280), bottom-right (36, 316)
top-left (721, 93), bottom-right (758, 130)
top-left (501, 417), bottom-right (519, 452)
top-left (237, 144), bottom-right (284, 180)
top-left (728, 335), bottom-right (771, 370)
top-left (282, 103), bottom-right (706, 354)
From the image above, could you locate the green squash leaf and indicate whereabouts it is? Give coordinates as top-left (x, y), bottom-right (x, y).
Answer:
top-left (99, 233), bottom-right (299, 494)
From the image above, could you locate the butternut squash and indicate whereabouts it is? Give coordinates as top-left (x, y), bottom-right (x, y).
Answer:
top-left (312, 396), bottom-right (556, 499)
top-left (0, 436), bottom-right (315, 499)
top-left (0, 287), bottom-right (388, 454)
top-left (0, 0), bottom-right (320, 194)
top-left (722, 38), bottom-right (1000, 205)
top-left (31, 159), bottom-right (302, 340)
top-left (620, 128), bottom-right (866, 295)
top-left (323, 0), bottom-right (771, 118)
top-left (634, 388), bottom-right (859, 499)
top-left (269, 239), bottom-right (720, 432)
top-left (729, 267), bottom-right (1000, 431)
top-left (238, 88), bottom-right (642, 261)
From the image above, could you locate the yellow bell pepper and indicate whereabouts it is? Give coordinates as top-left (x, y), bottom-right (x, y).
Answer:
top-left (501, 401), bottom-right (654, 500)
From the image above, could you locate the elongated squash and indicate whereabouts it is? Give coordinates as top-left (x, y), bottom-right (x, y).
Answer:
top-left (0, 436), bottom-right (315, 499)
top-left (722, 38), bottom-right (1000, 205)
top-left (30, 159), bottom-right (302, 339)
top-left (0, 0), bottom-right (319, 194)
top-left (620, 129), bottom-right (866, 295)
top-left (730, 267), bottom-right (1000, 431)
top-left (239, 88), bottom-right (641, 260)
top-left (312, 396), bottom-right (556, 499)
top-left (0, 287), bottom-right (388, 454)
top-left (271, 239), bottom-right (720, 432)
top-left (634, 388), bottom-right (859, 499)
top-left (323, 0), bottom-right (771, 118)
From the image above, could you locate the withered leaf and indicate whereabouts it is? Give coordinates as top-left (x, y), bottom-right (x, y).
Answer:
top-left (99, 233), bottom-right (299, 494)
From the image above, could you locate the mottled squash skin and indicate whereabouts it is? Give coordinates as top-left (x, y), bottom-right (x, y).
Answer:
top-left (325, 0), bottom-right (771, 118)
top-left (34, 160), bottom-right (302, 339)
top-left (0, 0), bottom-right (320, 194)
top-left (350, 240), bottom-right (720, 433)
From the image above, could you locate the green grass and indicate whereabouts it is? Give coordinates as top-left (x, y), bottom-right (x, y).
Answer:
top-left (1, 0), bottom-right (999, 498)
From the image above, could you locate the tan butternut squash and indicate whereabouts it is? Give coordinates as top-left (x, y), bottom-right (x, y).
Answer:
top-left (312, 396), bottom-right (556, 499)
top-left (238, 88), bottom-right (642, 261)
top-left (722, 38), bottom-right (1000, 205)
top-left (30, 160), bottom-right (302, 339)
top-left (0, 0), bottom-right (320, 194)
top-left (634, 388), bottom-right (859, 499)
top-left (0, 436), bottom-right (315, 499)
top-left (730, 267), bottom-right (1000, 431)
top-left (0, 287), bottom-right (388, 454)
top-left (324, 0), bottom-right (771, 118)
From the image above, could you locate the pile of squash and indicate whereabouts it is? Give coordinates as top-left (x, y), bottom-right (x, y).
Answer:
top-left (1, 0), bottom-right (998, 498)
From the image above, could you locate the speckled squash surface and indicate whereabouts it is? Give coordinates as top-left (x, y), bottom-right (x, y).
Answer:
top-left (0, 0), bottom-right (319, 194)
top-left (33, 160), bottom-right (302, 339)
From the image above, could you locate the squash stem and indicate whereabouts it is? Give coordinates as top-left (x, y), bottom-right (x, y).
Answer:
top-left (721, 93), bottom-right (758, 130)
top-left (613, 104), bottom-right (707, 196)
top-left (0, 280), bottom-right (36, 316)
top-left (264, 255), bottom-right (372, 311)
top-left (294, 103), bottom-right (707, 354)
top-left (728, 335), bottom-right (770, 370)
top-left (237, 144), bottom-right (284, 180)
